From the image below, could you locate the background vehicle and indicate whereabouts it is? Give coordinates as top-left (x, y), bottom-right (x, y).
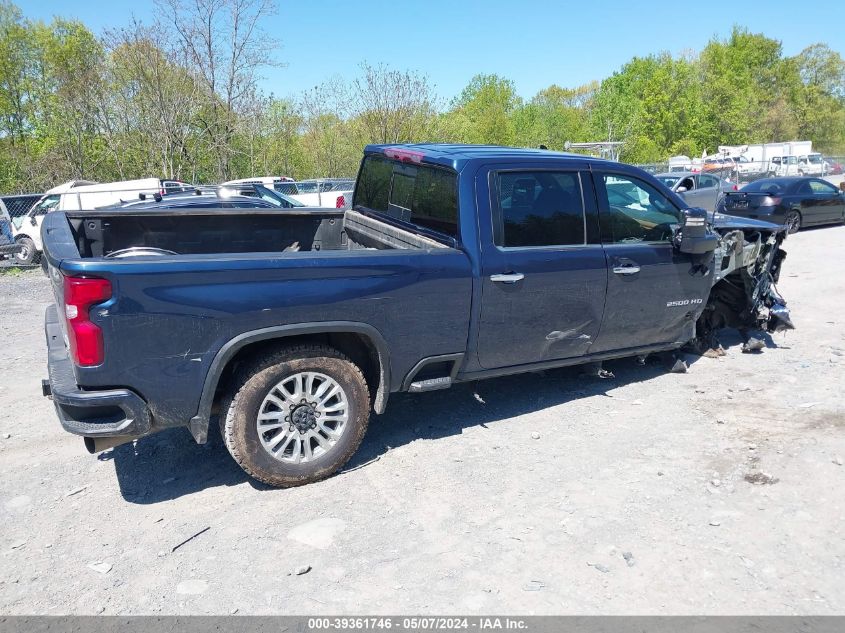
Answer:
top-left (797, 153), bottom-right (828, 176)
top-left (701, 156), bottom-right (737, 180)
top-left (768, 155), bottom-right (800, 177)
top-left (217, 183), bottom-right (305, 209)
top-left (231, 178), bottom-right (355, 208)
top-left (11, 180), bottom-right (95, 265)
top-left (717, 177), bottom-right (845, 233)
top-left (114, 192), bottom-right (288, 210)
top-left (827, 159), bottom-right (844, 175)
top-left (667, 155), bottom-right (693, 172)
top-left (12, 178), bottom-right (193, 264)
top-left (655, 171), bottom-right (736, 211)
top-left (224, 176), bottom-right (294, 187)
top-left (41, 144), bottom-right (791, 488)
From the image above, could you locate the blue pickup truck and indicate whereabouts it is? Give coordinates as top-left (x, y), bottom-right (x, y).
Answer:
top-left (40, 144), bottom-right (792, 487)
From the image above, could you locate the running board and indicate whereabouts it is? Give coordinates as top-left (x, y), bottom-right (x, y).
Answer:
top-left (408, 376), bottom-right (452, 392)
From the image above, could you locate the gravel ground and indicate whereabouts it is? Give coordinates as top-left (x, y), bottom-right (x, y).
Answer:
top-left (0, 226), bottom-right (844, 615)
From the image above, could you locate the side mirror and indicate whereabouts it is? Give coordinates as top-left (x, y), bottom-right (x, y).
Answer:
top-left (676, 207), bottom-right (718, 255)
top-left (676, 186), bottom-right (688, 193)
top-left (30, 216), bottom-right (37, 227)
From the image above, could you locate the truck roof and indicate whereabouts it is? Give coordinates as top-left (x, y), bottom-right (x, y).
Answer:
top-left (364, 143), bottom-right (614, 171)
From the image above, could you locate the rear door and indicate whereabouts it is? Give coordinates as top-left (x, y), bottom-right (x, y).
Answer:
top-left (590, 170), bottom-right (713, 353)
top-left (475, 165), bottom-right (607, 369)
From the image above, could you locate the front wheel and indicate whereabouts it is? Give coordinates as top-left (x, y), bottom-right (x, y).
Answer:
top-left (14, 237), bottom-right (39, 265)
top-left (221, 344), bottom-right (370, 487)
top-left (785, 210), bottom-right (801, 234)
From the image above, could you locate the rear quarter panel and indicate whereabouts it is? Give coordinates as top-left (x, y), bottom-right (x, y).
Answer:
top-left (60, 249), bottom-right (472, 427)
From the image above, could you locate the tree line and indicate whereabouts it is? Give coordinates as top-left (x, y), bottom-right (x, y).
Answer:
top-left (1, 0), bottom-right (844, 193)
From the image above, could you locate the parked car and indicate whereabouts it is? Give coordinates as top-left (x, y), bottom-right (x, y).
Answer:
top-left (40, 144), bottom-right (792, 488)
top-left (655, 171), bottom-right (736, 212)
top-left (797, 153), bottom-right (828, 177)
top-left (0, 198), bottom-right (21, 260)
top-left (12, 178), bottom-right (194, 264)
top-left (229, 178), bottom-right (355, 208)
top-left (767, 155), bottom-right (800, 177)
top-left (218, 183), bottom-right (305, 209)
top-left (717, 177), bottom-right (845, 233)
top-left (115, 185), bottom-right (304, 210)
top-left (825, 158), bottom-right (843, 175)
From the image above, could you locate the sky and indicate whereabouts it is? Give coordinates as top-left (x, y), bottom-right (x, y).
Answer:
top-left (17, 0), bottom-right (845, 102)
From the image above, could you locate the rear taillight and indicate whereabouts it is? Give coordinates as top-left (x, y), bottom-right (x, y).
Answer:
top-left (335, 195), bottom-right (346, 209)
top-left (63, 276), bottom-right (112, 366)
top-left (769, 197), bottom-right (782, 205)
top-left (732, 184), bottom-right (738, 191)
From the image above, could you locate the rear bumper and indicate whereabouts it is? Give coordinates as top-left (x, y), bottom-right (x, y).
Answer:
top-left (44, 304), bottom-right (152, 438)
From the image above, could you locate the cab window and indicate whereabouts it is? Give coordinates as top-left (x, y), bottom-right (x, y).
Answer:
top-left (598, 174), bottom-right (680, 244)
top-left (492, 171), bottom-right (585, 247)
top-left (354, 155), bottom-right (459, 239)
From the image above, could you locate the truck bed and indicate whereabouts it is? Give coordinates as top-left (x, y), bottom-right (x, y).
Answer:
top-left (63, 208), bottom-right (448, 258)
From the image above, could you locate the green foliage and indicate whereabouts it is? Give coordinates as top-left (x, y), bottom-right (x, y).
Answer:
top-left (0, 3), bottom-right (843, 194)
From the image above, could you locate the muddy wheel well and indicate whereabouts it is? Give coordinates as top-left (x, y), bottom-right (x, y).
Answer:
top-left (212, 332), bottom-right (382, 413)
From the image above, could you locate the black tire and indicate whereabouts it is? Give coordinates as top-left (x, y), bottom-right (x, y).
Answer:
top-left (786, 210), bottom-right (801, 234)
top-left (221, 344), bottom-right (370, 488)
top-left (14, 237), bottom-right (39, 265)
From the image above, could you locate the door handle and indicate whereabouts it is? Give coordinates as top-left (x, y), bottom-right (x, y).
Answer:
top-left (612, 264), bottom-right (641, 275)
top-left (490, 272), bottom-right (525, 283)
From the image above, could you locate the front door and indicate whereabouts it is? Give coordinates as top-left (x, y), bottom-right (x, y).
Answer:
top-left (475, 167), bottom-right (607, 369)
top-left (590, 171), bottom-right (713, 353)
top-left (801, 179), bottom-right (845, 224)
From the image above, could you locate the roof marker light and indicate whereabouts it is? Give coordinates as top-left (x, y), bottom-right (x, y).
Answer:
top-left (383, 147), bottom-right (424, 164)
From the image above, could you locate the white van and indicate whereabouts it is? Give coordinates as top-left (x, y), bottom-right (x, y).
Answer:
top-left (12, 178), bottom-right (192, 264)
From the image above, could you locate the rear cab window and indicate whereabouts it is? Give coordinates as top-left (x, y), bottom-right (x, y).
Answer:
top-left (353, 155), bottom-right (459, 242)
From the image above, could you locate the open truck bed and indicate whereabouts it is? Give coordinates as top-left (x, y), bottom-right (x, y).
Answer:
top-left (57, 207), bottom-right (449, 258)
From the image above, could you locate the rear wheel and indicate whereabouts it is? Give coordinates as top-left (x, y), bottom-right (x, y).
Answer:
top-left (785, 210), bottom-right (801, 234)
top-left (14, 237), bottom-right (39, 265)
top-left (221, 344), bottom-right (370, 488)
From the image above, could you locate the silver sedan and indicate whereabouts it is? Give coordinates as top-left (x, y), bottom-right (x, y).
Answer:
top-left (655, 171), bottom-right (737, 212)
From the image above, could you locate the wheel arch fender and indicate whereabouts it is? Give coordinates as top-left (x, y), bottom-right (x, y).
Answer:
top-left (189, 322), bottom-right (391, 443)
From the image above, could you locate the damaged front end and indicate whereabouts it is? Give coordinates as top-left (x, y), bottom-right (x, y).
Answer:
top-left (692, 213), bottom-right (794, 353)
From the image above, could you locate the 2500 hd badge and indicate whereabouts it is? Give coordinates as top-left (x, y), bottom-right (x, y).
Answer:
top-left (667, 298), bottom-right (705, 307)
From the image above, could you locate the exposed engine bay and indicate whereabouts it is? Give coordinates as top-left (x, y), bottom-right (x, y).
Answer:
top-left (692, 214), bottom-right (794, 354)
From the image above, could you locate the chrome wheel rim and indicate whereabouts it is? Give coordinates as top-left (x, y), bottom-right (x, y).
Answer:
top-left (256, 371), bottom-right (349, 463)
top-left (16, 244), bottom-right (29, 261)
top-left (787, 213), bottom-right (800, 233)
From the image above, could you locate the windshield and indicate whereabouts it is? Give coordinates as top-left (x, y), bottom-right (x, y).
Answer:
top-left (808, 154), bottom-right (822, 164)
top-left (254, 184), bottom-right (304, 208)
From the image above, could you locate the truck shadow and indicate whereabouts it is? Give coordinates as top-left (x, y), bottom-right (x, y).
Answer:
top-left (106, 330), bottom-right (775, 503)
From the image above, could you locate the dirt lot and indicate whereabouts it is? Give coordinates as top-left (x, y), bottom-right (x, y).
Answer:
top-left (1, 226), bottom-right (844, 616)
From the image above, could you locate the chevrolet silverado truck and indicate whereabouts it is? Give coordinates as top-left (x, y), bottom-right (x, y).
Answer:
top-left (40, 144), bottom-right (793, 487)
